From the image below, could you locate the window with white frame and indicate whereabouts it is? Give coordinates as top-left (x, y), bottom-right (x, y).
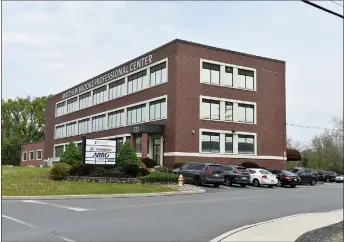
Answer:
top-left (135, 136), bottom-right (142, 153)
top-left (150, 62), bottom-right (167, 86)
top-left (78, 118), bottom-right (90, 134)
top-left (29, 151), bottom-right (35, 160)
top-left (127, 104), bottom-right (146, 125)
top-left (237, 69), bottom-right (254, 90)
top-left (128, 70), bottom-right (147, 94)
top-left (54, 145), bottom-right (64, 157)
top-left (67, 97), bottom-right (78, 113)
top-left (223, 66), bottom-right (233, 87)
top-left (108, 110), bottom-right (125, 128)
top-left (109, 78), bottom-right (125, 100)
top-left (149, 98), bottom-right (167, 121)
top-left (79, 91), bottom-right (92, 110)
top-left (55, 125), bottom-right (66, 138)
top-left (22, 152), bottom-right (27, 161)
top-left (201, 132), bottom-right (220, 153)
top-left (92, 114), bottom-right (106, 132)
top-left (237, 104), bottom-right (254, 123)
top-left (56, 102), bottom-right (66, 117)
top-left (201, 62), bottom-right (220, 85)
top-left (225, 102), bottom-right (233, 121)
top-left (225, 134), bottom-right (233, 153)
top-left (66, 122), bottom-right (77, 137)
top-left (201, 99), bottom-right (220, 120)
top-left (36, 150), bottom-right (42, 160)
top-left (93, 86), bottom-right (107, 105)
top-left (238, 135), bottom-right (255, 154)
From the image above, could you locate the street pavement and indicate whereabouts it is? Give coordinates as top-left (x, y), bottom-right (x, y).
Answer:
top-left (2, 183), bottom-right (343, 242)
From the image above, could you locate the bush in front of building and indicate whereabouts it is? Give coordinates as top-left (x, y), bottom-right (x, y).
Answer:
top-left (139, 171), bottom-right (178, 183)
top-left (138, 167), bottom-right (150, 176)
top-left (141, 158), bottom-right (157, 168)
top-left (89, 166), bottom-right (107, 177)
top-left (50, 163), bottom-right (72, 180)
top-left (70, 164), bottom-right (96, 176)
top-left (154, 166), bottom-right (170, 173)
top-left (60, 142), bottom-right (83, 166)
top-left (116, 141), bottom-right (145, 168)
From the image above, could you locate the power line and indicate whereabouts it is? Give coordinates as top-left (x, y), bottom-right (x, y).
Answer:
top-left (330, 0), bottom-right (344, 7)
top-left (287, 123), bottom-right (342, 131)
top-left (302, 0), bottom-right (344, 18)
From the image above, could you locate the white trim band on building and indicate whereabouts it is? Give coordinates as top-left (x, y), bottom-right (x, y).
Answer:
top-left (163, 152), bottom-right (286, 160)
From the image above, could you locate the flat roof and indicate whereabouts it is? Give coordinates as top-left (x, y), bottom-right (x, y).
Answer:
top-left (50, 39), bottom-right (285, 99)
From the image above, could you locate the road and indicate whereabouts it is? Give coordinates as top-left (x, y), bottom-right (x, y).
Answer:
top-left (2, 183), bottom-right (343, 242)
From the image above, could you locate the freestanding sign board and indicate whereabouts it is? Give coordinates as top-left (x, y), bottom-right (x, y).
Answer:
top-left (84, 138), bottom-right (117, 165)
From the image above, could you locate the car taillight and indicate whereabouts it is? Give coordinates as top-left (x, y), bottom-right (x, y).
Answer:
top-left (234, 170), bottom-right (239, 174)
top-left (285, 176), bottom-right (292, 180)
top-left (262, 175), bottom-right (267, 179)
top-left (205, 170), bottom-right (212, 174)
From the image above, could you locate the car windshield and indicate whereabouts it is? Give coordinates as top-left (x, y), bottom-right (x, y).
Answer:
top-left (282, 170), bottom-right (295, 176)
top-left (291, 168), bottom-right (300, 173)
top-left (259, 169), bottom-right (271, 175)
top-left (208, 165), bottom-right (222, 171)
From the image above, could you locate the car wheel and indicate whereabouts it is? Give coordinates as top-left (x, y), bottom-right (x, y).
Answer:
top-left (277, 180), bottom-right (282, 187)
top-left (290, 184), bottom-right (296, 188)
top-left (268, 185), bottom-right (273, 188)
top-left (213, 183), bottom-right (220, 188)
top-left (310, 180), bottom-right (316, 186)
top-left (194, 176), bottom-right (202, 186)
top-left (224, 177), bottom-right (231, 187)
top-left (253, 179), bottom-right (260, 187)
top-left (240, 184), bottom-right (246, 188)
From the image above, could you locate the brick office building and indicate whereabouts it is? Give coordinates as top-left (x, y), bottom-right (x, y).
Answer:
top-left (22, 39), bottom-right (287, 169)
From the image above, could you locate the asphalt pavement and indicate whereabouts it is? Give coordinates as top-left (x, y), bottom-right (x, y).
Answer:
top-left (2, 183), bottom-right (343, 242)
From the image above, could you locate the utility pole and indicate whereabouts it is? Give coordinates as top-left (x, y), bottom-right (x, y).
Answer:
top-left (302, 0), bottom-right (344, 19)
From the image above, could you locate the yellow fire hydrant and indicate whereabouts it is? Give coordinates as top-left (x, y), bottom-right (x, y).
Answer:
top-left (178, 175), bottom-right (184, 187)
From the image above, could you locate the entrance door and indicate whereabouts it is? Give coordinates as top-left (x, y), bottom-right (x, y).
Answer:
top-left (152, 138), bottom-right (161, 166)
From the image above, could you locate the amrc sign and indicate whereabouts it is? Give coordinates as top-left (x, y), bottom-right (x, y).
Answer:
top-left (85, 139), bottom-right (116, 165)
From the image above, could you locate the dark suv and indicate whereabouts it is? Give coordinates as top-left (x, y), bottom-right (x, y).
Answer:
top-left (222, 165), bottom-right (250, 187)
top-left (173, 162), bottom-right (224, 187)
top-left (290, 167), bottom-right (318, 186)
top-left (317, 170), bottom-right (337, 183)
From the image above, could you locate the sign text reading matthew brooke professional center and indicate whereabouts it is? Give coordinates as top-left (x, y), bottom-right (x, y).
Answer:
top-left (62, 55), bottom-right (153, 100)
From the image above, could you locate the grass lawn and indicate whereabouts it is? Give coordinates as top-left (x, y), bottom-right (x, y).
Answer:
top-left (2, 166), bottom-right (176, 196)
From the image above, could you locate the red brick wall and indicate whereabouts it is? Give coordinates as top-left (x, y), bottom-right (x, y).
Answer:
top-left (21, 141), bottom-right (44, 167)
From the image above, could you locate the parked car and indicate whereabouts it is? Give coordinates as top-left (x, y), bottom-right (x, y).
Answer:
top-left (275, 170), bottom-right (300, 188)
top-left (269, 169), bottom-right (282, 175)
top-left (335, 175), bottom-right (344, 183)
top-left (316, 170), bottom-right (337, 183)
top-left (290, 167), bottom-right (318, 186)
top-left (248, 168), bottom-right (278, 188)
top-left (173, 162), bottom-right (224, 187)
top-left (222, 165), bottom-right (250, 187)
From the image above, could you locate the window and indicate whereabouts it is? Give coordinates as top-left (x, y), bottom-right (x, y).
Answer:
top-left (223, 66), bottom-right (233, 87)
top-left (78, 118), bottom-right (90, 134)
top-left (56, 102), bottom-right (66, 117)
top-left (249, 170), bottom-right (256, 174)
top-left (79, 92), bottom-right (92, 110)
top-left (127, 104), bottom-right (146, 125)
top-left (92, 114), bottom-right (106, 132)
top-left (150, 62), bottom-right (167, 86)
top-left (54, 145), bottom-right (64, 158)
top-left (201, 99), bottom-right (220, 120)
top-left (36, 150), bottom-right (42, 160)
top-left (77, 143), bottom-right (83, 154)
top-left (225, 102), bottom-right (233, 121)
top-left (149, 99), bottom-right (167, 121)
top-left (66, 122), bottom-right (77, 137)
top-left (237, 104), bottom-right (254, 123)
top-left (207, 165), bottom-right (223, 172)
top-left (29, 151), bottom-right (34, 160)
top-left (201, 132), bottom-right (220, 153)
top-left (223, 166), bottom-right (231, 171)
top-left (201, 62), bottom-right (220, 85)
top-left (238, 135), bottom-right (255, 154)
top-left (108, 110), bottom-right (125, 129)
top-left (128, 70), bottom-right (147, 94)
top-left (22, 152), bottom-right (27, 161)
top-left (237, 69), bottom-right (254, 90)
top-left (67, 97), bottom-right (78, 113)
top-left (55, 125), bottom-right (66, 139)
top-left (135, 136), bottom-right (142, 153)
top-left (109, 79), bottom-right (125, 100)
top-left (125, 136), bottom-right (131, 142)
top-left (225, 134), bottom-right (233, 153)
top-left (93, 86), bottom-right (107, 105)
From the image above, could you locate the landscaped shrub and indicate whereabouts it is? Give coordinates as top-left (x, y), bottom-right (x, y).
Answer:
top-left (116, 141), bottom-right (144, 168)
top-left (141, 158), bottom-right (157, 168)
top-left (59, 142), bottom-right (83, 166)
top-left (154, 166), bottom-right (170, 173)
top-left (139, 171), bottom-right (178, 183)
top-left (50, 163), bottom-right (72, 180)
top-left (138, 167), bottom-right (150, 177)
top-left (122, 164), bottom-right (140, 177)
top-left (102, 168), bottom-right (131, 178)
top-left (90, 167), bottom-right (107, 177)
top-left (70, 164), bottom-right (96, 176)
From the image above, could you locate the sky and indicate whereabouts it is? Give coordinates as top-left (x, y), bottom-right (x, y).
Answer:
top-left (2, 1), bottom-right (343, 145)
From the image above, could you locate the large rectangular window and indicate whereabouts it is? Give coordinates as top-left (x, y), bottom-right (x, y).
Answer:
top-left (237, 69), bottom-right (254, 90)
top-left (109, 78), bottom-right (125, 100)
top-left (29, 151), bottom-right (35, 160)
top-left (92, 114), bottom-right (106, 132)
top-left (149, 99), bottom-right (167, 121)
top-left (201, 132), bottom-right (220, 153)
top-left (225, 102), bottom-right (233, 121)
top-left (78, 118), bottom-right (90, 134)
top-left (150, 62), bottom-right (167, 86)
top-left (56, 102), bottom-right (66, 117)
top-left (67, 97), bottom-right (78, 113)
top-left (22, 152), bottom-right (27, 161)
top-left (201, 99), bottom-right (220, 120)
top-left (108, 110), bottom-right (125, 128)
top-left (66, 122), bottom-right (77, 137)
top-left (55, 125), bottom-right (66, 139)
top-left (201, 62), bottom-right (220, 85)
top-left (36, 150), bottom-right (42, 160)
top-left (225, 134), bottom-right (233, 153)
top-left (223, 66), bottom-right (233, 87)
top-left (54, 145), bottom-right (64, 158)
top-left (93, 86), bottom-right (107, 105)
top-left (135, 136), bottom-right (142, 153)
top-left (127, 104), bottom-right (146, 125)
top-left (237, 104), bottom-right (254, 123)
top-left (128, 70), bottom-right (147, 94)
top-left (77, 143), bottom-right (83, 154)
top-left (238, 135), bottom-right (255, 154)
top-left (79, 91), bottom-right (92, 110)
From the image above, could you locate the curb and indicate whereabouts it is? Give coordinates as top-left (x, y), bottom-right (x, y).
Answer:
top-left (2, 189), bottom-right (206, 200)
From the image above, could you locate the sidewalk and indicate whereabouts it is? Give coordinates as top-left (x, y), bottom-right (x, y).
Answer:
top-left (211, 209), bottom-right (343, 242)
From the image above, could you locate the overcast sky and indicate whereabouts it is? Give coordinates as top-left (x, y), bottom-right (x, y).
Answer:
top-left (2, 1), bottom-right (343, 144)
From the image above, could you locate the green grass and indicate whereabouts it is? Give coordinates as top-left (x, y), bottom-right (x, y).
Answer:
top-left (1, 166), bottom-right (176, 196)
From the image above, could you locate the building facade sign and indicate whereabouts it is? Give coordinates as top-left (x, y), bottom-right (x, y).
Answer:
top-left (62, 55), bottom-right (153, 100)
top-left (84, 138), bottom-right (117, 165)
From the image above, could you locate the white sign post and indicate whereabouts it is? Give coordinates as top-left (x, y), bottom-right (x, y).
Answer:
top-left (85, 139), bottom-right (117, 165)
